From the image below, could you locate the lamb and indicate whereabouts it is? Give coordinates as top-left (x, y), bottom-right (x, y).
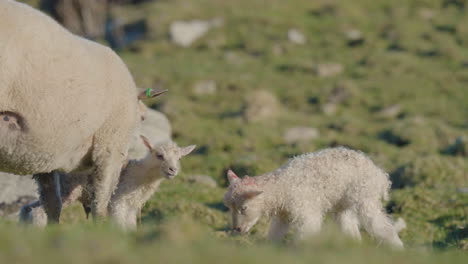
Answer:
top-left (0, 0), bottom-right (160, 223)
top-left (223, 147), bottom-right (404, 249)
top-left (20, 136), bottom-right (196, 230)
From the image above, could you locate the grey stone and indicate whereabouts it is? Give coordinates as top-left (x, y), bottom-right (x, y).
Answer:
top-left (0, 173), bottom-right (37, 204)
top-left (419, 8), bottom-right (434, 20)
top-left (170, 18), bottom-right (223, 47)
top-left (378, 104), bottom-right (402, 119)
top-left (314, 63), bottom-right (343, 77)
top-left (288, 29), bottom-right (306, 44)
top-left (284, 127), bottom-right (320, 144)
top-left (193, 80), bottom-right (217, 95)
top-left (243, 90), bottom-right (281, 122)
top-left (187, 175), bottom-right (218, 188)
top-left (345, 29), bottom-right (364, 46)
top-left (322, 103), bottom-right (337, 115)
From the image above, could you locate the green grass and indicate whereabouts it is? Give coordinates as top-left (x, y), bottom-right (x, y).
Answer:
top-left (6, 0), bottom-right (468, 262)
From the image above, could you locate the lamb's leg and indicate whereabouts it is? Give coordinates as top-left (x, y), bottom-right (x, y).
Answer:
top-left (335, 209), bottom-right (361, 241)
top-left (89, 110), bottom-right (133, 220)
top-left (267, 215), bottom-right (290, 242)
top-left (294, 213), bottom-right (323, 240)
top-left (108, 202), bottom-right (136, 230)
top-left (357, 203), bottom-right (404, 249)
top-left (34, 171), bottom-right (62, 224)
top-left (125, 209), bottom-right (138, 231)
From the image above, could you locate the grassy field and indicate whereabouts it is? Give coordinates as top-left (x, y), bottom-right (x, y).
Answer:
top-left (4, 0), bottom-right (468, 263)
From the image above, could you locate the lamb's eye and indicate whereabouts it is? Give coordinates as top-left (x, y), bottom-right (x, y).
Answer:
top-left (156, 153), bottom-right (164, 160)
top-left (240, 206), bottom-right (247, 213)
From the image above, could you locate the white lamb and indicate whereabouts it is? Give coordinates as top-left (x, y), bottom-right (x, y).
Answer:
top-left (224, 147), bottom-right (404, 249)
top-left (20, 136), bottom-right (195, 230)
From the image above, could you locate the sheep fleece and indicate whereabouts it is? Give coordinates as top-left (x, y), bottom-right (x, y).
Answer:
top-left (0, 0), bottom-right (138, 174)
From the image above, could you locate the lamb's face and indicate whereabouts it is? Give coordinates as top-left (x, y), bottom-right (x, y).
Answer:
top-left (140, 136), bottom-right (196, 180)
top-left (224, 170), bottom-right (263, 234)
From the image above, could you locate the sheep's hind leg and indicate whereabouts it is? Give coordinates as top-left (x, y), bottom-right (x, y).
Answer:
top-left (88, 151), bottom-right (124, 220)
top-left (335, 209), bottom-right (361, 241)
top-left (294, 213), bottom-right (323, 240)
top-left (34, 171), bottom-right (62, 224)
top-left (357, 203), bottom-right (404, 249)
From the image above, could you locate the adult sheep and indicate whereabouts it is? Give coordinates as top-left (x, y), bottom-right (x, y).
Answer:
top-left (0, 0), bottom-right (146, 223)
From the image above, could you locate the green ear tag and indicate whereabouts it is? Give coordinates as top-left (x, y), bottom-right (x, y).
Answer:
top-left (146, 88), bottom-right (151, 98)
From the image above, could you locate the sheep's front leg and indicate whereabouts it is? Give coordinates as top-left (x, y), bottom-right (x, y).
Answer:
top-left (294, 214), bottom-right (323, 240)
top-left (268, 215), bottom-right (290, 242)
top-left (34, 171), bottom-right (62, 224)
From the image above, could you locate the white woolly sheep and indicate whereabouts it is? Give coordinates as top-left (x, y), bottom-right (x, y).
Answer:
top-left (20, 137), bottom-right (195, 230)
top-left (0, 1), bottom-right (166, 223)
top-left (224, 147), bottom-right (404, 249)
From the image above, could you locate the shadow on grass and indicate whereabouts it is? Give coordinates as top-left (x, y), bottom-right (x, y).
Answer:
top-left (206, 202), bottom-right (229, 212)
top-left (430, 215), bottom-right (468, 250)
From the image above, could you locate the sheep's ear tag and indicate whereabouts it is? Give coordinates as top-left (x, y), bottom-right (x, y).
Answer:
top-left (138, 88), bottom-right (168, 100)
top-left (227, 169), bottom-right (240, 184)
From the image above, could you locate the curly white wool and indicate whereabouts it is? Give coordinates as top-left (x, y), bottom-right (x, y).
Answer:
top-left (224, 147), bottom-right (404, 249)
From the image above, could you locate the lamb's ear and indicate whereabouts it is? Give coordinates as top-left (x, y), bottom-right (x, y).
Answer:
top-left (137, 88), bottom-right (168, 100)
top-left (138, 101), bottom-right (148, 121)
top-left (140, 135), bottom-right (153, 151)
top-left (243, 190), bottom-right (263, 200)
top-left (227, 169), bottom-right (240, 184)
top-left (180, 145), bottom-right (196, 157)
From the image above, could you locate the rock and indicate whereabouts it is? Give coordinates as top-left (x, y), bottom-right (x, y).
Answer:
top-left (187, 175), bottom-right (218, 188)
top-left (284, 127), bottom-right (320, 144)
top-left (129, 108), bottom-right (172, 160)
top-left (243, 90), bottom-right (281, 122)
top-left (377, 104), bottom-right (402, 119)
top-left (328, 82), bottom-right (355, 104)
top-left (193, 80), bottom-right (217, 95)
top-left (345, 29), bottom-right (364, 46)
top-left (419, 8), bottom-right (434, 20)
top-left (224, 51), bottom-right (244, 65)
top-left (314, 63), bottom-right (343, 77)
top-left (0, 172), bottom-right (38, 218)
top-left (457, 187), bottom-right (468, 194)
top-left (288, 29), bottom-right (306, 44)
top-left (322, 103), bottom-right (337, 115)
top-left (170, 18), bottom-right (222, 47)
top-left (272, 43), bottom-right (285, 56)
top-left (0, 173), bottom-right (37, 205)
